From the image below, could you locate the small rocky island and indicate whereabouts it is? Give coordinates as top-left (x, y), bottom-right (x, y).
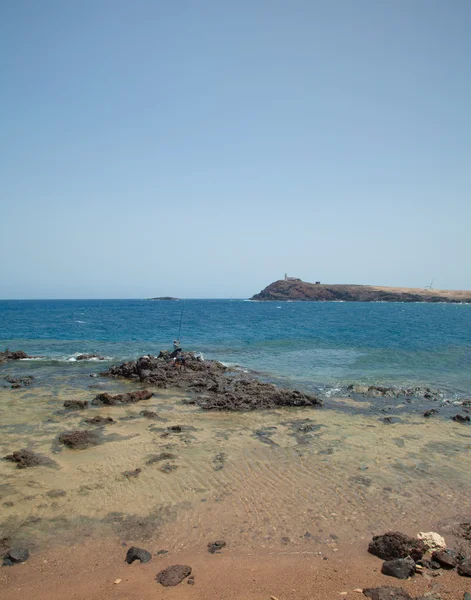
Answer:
top-left (148, 297), bottom-right (179, 301)
top-left (251, 277), bottom-right (471, 303)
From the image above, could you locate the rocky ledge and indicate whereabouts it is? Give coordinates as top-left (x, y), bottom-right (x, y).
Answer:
top-left (102, 353), bottom-right (322, 411)
top-left (0, 349), bottom-right (34, 363)
top-left (251, 280), bottom-right (471, 303)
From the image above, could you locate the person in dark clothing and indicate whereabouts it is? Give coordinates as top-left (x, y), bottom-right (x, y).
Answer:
top-left (170, 339), bottom-right (182, 359)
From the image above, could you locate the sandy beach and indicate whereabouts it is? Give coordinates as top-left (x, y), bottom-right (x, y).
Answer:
top-left (1, 355), bottom-right (471, 599)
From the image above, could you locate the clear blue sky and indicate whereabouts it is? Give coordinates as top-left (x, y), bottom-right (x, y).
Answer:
top-left (1, 0), bottom-right (470, 298)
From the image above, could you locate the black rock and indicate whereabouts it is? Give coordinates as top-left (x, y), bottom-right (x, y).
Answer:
top-left (363, 586), bottom-right (413, 600)
top-left (125, 546), bottom-right (152, 564)
top-left (458, 558), bottom-right (471, 577)
top-left (432, 549), bottom-right (458, 569)
top-left (424, 409), bottom-right (439, 417)
top-left (63, 400), bottom-right (89, 410)
top-left (207, 540), bottom-right (226, 554)
top-left (452, 414), bottom-right (470, 423)
top-left (381, 557), bottom-right (416, 579)
top-left (463, 593), bottom-right (471, 600)
top-left (156, 564), bottom-right (191, 586)
top-left (368, 532), bottom-right (426, 561)
top-left (3, 548), bottom-right (30, 566)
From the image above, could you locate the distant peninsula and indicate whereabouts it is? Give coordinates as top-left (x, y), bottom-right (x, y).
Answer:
top-left (148, 296), bottom-right (179, 301)
top-left (251, 278), bottom-right (471, 303)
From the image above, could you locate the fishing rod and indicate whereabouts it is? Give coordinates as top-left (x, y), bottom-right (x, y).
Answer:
top-left (177, 300), bottom-right (185, 342)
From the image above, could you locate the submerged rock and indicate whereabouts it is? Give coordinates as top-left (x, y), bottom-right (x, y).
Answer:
top-left (125, 546), bottom-right (151, 564)
top-left (368, 532), bottom-right (426, 561)
top-left (363, 587), bottom-right (412, 600)
top-left (84, 415), bottom-right (115, 425)
top-left (381, 557), bottom-right (416, 579)
top-left (4, 375), bottom-right (34, 388)
top-left (92, 390), bottom-right (154, 406)
top-left (207, 540), bottom-right (226, 554)
top-left (156, 564), bottom-right (192, 586)
top-left (349, 384), bottom-right (441, 400)
top-left (2, 548), bottom-right (30, 566)
top-left (63, 400), bottom-right (89, 410)
top-left (122, 468), bottom-right (141, 479)
top-left (146, 453), bottom-right (177, 465)
top-left (3, 449), bottom-right (57, 469)
top-left (58, 430), bottom-right (100, 449)
top-left (424, 409), bottom-right (439, 418)
top-left (76, 354), bottom-right (105, 361)
top-left (452, 414), bottom-right (470, 423)
top-left (140, 410), bottom-right (159, 419)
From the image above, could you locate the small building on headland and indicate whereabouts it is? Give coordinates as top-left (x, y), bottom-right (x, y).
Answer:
top-left (284, 273), bottom-right (302, 282)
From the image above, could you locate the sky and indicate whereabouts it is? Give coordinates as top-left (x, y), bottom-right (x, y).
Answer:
top-left (1, 0), bottom-right (470, 299)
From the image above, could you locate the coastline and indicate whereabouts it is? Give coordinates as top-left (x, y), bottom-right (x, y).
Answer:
top-left (1, 351), bottom-right (471, 598)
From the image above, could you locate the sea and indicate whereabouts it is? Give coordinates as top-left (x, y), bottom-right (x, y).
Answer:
top-left (1, 299), bottom-right (470, 397)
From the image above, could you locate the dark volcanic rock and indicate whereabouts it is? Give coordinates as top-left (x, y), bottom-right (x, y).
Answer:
top-left (3, 449), bottom-right (56, 469)
top-left (368, 532), bottom-right (426, 561)
top-left (63, 400), bottom-right (89, 410)
top-left (122, 468), bottom-right (141, 479)
top-left (432, 550), bottom-right (459, 569)
top-left (197, 379), bottom-right (321, 411)
top-left (58, 430), bottom-right (100, 449)
top-left (0, 349), bottom-right (32, 363)
top-left (424, 409), bottom-right (439, 417)
top-left (156, 564), bottom-right (192, 586)
top-left (160, 462), bottom-right (178, 473)
top-left (102, 354), bottom-right (321, 411)
top-left (464, 593), bottom-right (471, 600)
top-left (92, 390), bottom-right (154, 406)
top-left (4, 375), bottom-right (34, 388)
top-left (458, 558), bottom-right (471, 577)
top-left (125, 546), bottom-right (152, 564)
top-left (363, 587), bottom-right (413, 600)
top-left (381, 557), bottom-right (416, 579)
top-left (146, 453), bottom-right (176, 465)
top-left (452, 414), bottom-right (470, 423)
top-left (211, 452), bottom-right (227, 471)
top-left (76, 354), bottom-right (105, 361)
top-left (84, 416), bottom-right (115, 425)
top-left (140, 410), bottom-right (159, 419)
top-left (3, 548), bottom-right (30, 566)
top-left (45, 489), bottom-right (66, 498)
top-left (459, 523), bottom-right (471, 541)
top-left (207, 540), bottom-right (226, 554)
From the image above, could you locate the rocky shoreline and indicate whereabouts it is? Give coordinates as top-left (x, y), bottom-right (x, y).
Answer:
top-left (102, 352), bottom-right (323, 411)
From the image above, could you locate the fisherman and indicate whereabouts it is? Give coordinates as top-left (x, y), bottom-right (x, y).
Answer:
top-left (169, 339), bottom-right (182, 359)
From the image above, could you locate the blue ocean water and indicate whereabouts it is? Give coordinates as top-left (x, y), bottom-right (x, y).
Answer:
top-left (0, 299), bottom-right (470, 395)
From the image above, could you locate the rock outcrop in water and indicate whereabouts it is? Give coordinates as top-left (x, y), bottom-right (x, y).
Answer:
top-left (92, 390), bottom-right (154, 406)
top-left (102, 354), bottom-right (322, 411)
top-left (251, 280), bottom-right (471, 303)
top-left (0, 349), bottom-right (34, 363)
top-left (3, 449), bottom-right (57, 469)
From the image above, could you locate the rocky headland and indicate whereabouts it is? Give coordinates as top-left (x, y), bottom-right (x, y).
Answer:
top-left (251, 280), bottom-right (471, 303)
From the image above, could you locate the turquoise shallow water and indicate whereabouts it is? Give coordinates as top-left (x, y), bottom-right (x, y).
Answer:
top-left (0, 299), bottom-right (470, 395)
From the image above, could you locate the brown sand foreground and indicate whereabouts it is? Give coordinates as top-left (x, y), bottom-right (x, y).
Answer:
top-left (1, 378), bottom-right (471, 599)
top-left (2, 539), bottom-right (471, 600)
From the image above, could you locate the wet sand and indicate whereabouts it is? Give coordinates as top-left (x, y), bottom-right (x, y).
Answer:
top-left (1, 375), bottom-right (471, 598)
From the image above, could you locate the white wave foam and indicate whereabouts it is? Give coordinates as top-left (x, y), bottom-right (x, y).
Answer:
top-left (76, 320), bottom-right (86, 324)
